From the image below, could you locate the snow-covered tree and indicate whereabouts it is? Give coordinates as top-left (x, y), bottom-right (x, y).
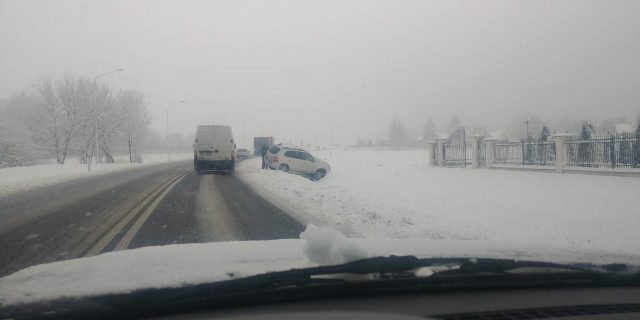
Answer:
top-left (389, 118), bottom-right (409, 148)
top-left (447, 114), bottom-right (462, 135)
top-left (27, 77), bottom-right (77, 164)
top-left (55, 75), bottom-right (102, 164)
top-left (116, 90), bottom-right (150, 163)
top-left (577, 120), bottom-right (595, 165)
top-left (539, 125), bottom-right (551, 141)
top-left (422, 118), bottom-right (438, 142)
top-left (0, 92), bottom-right (48, 167)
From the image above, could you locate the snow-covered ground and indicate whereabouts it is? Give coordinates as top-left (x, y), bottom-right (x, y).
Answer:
top-left (0, 153), bottom-right (192, 196)
top-left (237, 149), bottom-right (640, 254)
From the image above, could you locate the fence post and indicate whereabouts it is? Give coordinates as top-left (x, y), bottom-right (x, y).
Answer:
top-left (609, 133), bottom-right (616, 169)
top-left (485, 138), bottom-right (497, 168)
top-left (426, 141), bottom-right (437, 167)
top-left (470, 134), bottom-right (483, 169)
top-left (552, 133), bottom-right (571, 173)
top-left (435, 138), bottom-right (446, 167)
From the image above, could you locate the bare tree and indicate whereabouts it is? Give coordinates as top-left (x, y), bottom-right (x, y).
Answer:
top-left (27, 77), bottom-right (73, 164)
top-left (116, 90), bottom-right (150, 163)
top-left (56, 75), bottom-right (102, 164)
top-left (0, 92), bottom-right (47, 167)
top-left (93, 84), bottom-right (119, 163)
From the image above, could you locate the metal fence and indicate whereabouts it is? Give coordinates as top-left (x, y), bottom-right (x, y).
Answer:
top-left (566, 132), bottom-right (640, 169)
top-left (443, 143), bottom-right (471, 167)
top-left (443, 128), bottom-right (469, 167)
top-left (478, 140), bottom-right (486, 167)
top-left (465, 143), bottom-right (472, 166)
top-left (493, 139), bottom-right (556, 166)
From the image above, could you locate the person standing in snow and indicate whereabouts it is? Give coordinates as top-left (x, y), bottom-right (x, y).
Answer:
top-left (260, 144), bottom-right (269, 169)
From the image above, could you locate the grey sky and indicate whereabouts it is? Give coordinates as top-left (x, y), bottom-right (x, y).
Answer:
top-left (1, 0), bottom-right (639, 147)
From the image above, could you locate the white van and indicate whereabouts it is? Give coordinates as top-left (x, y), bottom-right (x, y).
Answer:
top-left (193, 125), bottom-right (236, 173)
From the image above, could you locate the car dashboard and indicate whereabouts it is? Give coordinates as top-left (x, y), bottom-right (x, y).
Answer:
top-left (160, 287), bottom-right (640, 320)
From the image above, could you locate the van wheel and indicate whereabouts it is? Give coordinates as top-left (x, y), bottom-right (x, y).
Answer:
top-left (313, 169), bottom-right (326, 180)
top-left (279, 164), bottom-right (289, 172)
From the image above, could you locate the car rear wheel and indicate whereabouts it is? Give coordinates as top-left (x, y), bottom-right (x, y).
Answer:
top-left (313, 169), bottom-right (326, 180)
top-left (279, 164), bottom-right (289, 172)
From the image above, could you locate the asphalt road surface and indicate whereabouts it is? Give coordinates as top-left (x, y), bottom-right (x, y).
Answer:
top-left (0, 161), bottom-right (304, 277)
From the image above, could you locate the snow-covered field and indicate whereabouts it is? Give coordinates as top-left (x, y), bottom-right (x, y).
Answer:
top-left (237, 149), bottom-right (640, 254)
top-left (0, 153), bottom-right (191, 196)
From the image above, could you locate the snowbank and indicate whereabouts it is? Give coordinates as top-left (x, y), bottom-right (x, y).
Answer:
top-left (0, 153), bottom-right (191, 196)
top-left (3, 234), bottom-right (640, 306)
top-left (237, 150), bottom-right (640, 254)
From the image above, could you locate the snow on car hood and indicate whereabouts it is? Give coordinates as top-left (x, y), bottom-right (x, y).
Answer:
top-left (1, 225), bottom-right (639, 306)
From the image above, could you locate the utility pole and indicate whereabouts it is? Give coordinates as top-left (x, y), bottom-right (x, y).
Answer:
top-left (88, 68), bottom-right (123, 172)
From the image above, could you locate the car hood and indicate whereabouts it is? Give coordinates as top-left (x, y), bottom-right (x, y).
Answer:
top-left (1, 226), bottom-right (640, 306)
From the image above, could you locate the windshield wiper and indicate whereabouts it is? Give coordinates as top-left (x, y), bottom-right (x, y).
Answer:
top-left (257, 255), bottom-right (636, 281)
top-left (3, 256), bottom-right (638, 320)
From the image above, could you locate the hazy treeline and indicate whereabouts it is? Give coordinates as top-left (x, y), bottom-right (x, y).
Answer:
top-left (356, 113), bottom-right (640, 149)
top-left (0, 75), bottom-right (150, 167)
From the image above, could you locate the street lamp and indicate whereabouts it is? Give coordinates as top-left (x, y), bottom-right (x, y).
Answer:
top-left (166, 100), bottom-right (186, 161)
top-left (88, 68), bottom-right (124, 172)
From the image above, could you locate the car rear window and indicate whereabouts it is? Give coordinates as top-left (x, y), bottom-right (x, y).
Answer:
top-left (269, 146), bottom-right (280, 154)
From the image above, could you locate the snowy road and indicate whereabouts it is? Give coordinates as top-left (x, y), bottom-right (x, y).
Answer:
top-left (0, 160), bottom-right (303, 277)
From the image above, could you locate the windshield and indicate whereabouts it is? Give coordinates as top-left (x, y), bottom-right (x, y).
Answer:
top-left (1, 0), bottom-right (640, 313)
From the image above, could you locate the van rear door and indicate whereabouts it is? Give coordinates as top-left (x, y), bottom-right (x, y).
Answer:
top-left (196, 125), bottom-right (234, 161)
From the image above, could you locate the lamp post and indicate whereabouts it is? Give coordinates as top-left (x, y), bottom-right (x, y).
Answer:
top-left (166, 100), bottom-right (186, 161)
top-left (88, 68), bottom-right (123, 172)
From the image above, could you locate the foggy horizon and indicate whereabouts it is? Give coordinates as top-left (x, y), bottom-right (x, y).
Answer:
top-left (2, 0), bottom-right (640, 148)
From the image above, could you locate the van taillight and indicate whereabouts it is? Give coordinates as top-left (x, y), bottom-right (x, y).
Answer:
top-left (273, 156), bottom-right (279, 162)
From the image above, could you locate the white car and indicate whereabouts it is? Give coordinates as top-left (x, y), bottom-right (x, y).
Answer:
top-left (265, 145), bottom-right (331, 180)
top-left (236, 148), bottom-right (251, 159)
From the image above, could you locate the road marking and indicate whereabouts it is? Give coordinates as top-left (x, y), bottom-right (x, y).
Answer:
top-left (113, 171), bottom-right (188, 250)
top-left (83, 171), bottom-right (188, 257)
top-left (195, 175), bottom-right (247, 241)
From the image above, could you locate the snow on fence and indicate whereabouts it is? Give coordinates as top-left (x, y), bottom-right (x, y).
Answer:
top-left (566, 132), bottom-right (640, 169)
top-left (493, 140), bottom-right (555, 167)
top-left (428, 131), bottom-right (640, 174)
